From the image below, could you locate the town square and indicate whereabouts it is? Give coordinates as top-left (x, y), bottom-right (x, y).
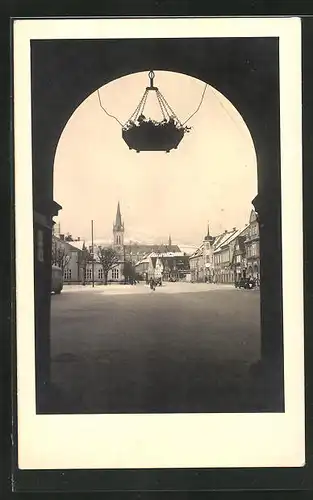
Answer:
top-left (50, 280), bottom-right (262, 414)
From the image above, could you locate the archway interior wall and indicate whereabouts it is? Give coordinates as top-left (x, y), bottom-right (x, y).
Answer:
top-left (31, 37), bottom-right (280, 212)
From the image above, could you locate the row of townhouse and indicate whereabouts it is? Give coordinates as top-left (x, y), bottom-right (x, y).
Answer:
top-left (189, 209), bottom-right (260, 284)
top-left (135, 251), bottom-right (191, 282)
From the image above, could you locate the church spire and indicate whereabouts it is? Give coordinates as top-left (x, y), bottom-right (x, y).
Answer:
top-left (113, 201), bottom-right (124, 248)
top-left (114, 201), bottom-right (123, 231)
top-left (207, 221), bottom-right (210, 238)
top-left (204, 221), bottom-right (213, 242)
top-left (168, 234), bottom-right (172, 248)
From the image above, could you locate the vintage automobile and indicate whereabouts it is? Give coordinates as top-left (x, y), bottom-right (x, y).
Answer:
top-left (51, 265), bottom-right (63, 294)
top-left (235, 277), bottom-right (256, 290)
top-left (168, 276), bottom-right (177, 282)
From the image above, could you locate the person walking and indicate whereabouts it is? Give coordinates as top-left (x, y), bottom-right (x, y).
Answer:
top-left (149, 277), bottom-right (156, 291)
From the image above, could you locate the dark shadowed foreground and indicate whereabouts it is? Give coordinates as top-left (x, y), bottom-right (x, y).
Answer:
top-left (43, 283), bottom-right (282, 413)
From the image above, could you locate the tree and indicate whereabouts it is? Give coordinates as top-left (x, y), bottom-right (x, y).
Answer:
top-left (123, 260), bottom-right (136, 283)
top-left (51, 238), bottom-right (70, 275)
top-left (97, 246), bottom-right (120, 285)
top-left (77, 242), bottom-right (91, 285)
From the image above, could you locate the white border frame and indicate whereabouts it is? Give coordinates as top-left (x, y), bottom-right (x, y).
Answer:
top-left (14, 17), bottom-right (305, 470)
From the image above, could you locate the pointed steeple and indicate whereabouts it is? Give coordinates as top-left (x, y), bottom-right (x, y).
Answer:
top-left (113, 201), bottom-right (124, 248)
top-left (207, 222), bottom-right (210, 238)
top-left (115, 201), bottom-right (123, 230)
top-left (204, 221), bottom-right (214, 242)
top-left (168, 234), bottom-right (172, 248)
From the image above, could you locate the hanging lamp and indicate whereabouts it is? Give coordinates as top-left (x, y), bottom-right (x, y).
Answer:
top-left (97, 70), bottom-right (207, 153)
top-left (122, 70), bottom-right (192, 153)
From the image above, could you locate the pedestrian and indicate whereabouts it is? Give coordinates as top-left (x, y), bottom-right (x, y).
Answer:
top-left (149, 277), bottom-right (155, 291)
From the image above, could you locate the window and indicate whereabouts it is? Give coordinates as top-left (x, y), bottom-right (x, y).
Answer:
top-left (85, 269), bottom-right (92, 280)
top-left (64, 268), bottom-right (72, 280)
top-left (251, 224), bottom-right (258, 236)
top-left (98, 268), bottom-right (103, 280)
top-left (222, 251), bottom-right (229, 263)
top-left (112, 268), bottom-right (119, 280)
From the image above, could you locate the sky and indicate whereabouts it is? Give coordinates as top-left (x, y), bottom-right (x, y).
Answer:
top-left (53, 71), bottom-right (257, 246)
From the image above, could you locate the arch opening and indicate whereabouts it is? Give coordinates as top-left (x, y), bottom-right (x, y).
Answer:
top-left (53, 70), bottom-right (258, 244)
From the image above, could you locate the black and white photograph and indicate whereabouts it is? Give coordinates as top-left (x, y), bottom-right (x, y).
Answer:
top-left (13, 17), bottom-right (305, 471)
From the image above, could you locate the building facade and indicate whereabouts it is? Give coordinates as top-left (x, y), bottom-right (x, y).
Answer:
top-left (231, 233), bottom-right (249, 281)
top-left (245, 209), bottom-right (260, 280)
top-left (52, 234), bottom-right (82, 283)
top-left (189, 224), bottom-right (215, 282)
top-left (147, 252), bottom-right (190, 281)
top-left (190, 210), bottom-right (260, 284)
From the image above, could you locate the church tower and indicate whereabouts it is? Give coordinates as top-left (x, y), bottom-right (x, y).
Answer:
top-left (168, 234), bottom-right (172, 250)
top-left (203, 221), bottom-right (214, 281)
top-left (113, 202), bottom-right (124, 254)
top-left (204, 222), bottom-right (214, 244)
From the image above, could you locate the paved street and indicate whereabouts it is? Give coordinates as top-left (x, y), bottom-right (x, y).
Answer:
top-left (49, 282), bottom-right (264, 413)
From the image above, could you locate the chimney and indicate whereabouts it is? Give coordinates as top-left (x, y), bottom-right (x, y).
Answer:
top-left (77, 237), bottom-right (80, 241)
top-left (224, 230), bottom-right (227, 234)
top-left (233, 227), bottom-right (236, 231)
top-left (59, 234), bottom-right (64, 241)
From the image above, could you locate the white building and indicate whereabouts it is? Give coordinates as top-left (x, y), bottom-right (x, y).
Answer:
top-left (58, 202), bottom-right (184, 284)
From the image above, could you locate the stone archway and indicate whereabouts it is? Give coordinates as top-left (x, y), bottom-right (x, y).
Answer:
top-left (31, 37), bottom-right (283, 412)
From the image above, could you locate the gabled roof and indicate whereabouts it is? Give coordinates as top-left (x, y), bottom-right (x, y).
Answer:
top-left (52, 236), bottom-right (83, 253)
top-left (135, 254), bottom-right (152, 266)
top-left (125, 244), bottom-right (181, 254)
top-left (149, 251), bottom-right (186, 258)
top-left (71, 239), bottom-right (112, 250)
top-left (249, 209), bottom-right (258, 224)
top-left (190, 243), bottom-right (204, 259)
top-left (213, 230), bottom-right (236, 251)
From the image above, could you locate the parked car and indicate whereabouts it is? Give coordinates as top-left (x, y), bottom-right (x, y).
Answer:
top-left (51, 265), bottom-right (63, 294)
top-left (235, 277), bottom-right (256, 290)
